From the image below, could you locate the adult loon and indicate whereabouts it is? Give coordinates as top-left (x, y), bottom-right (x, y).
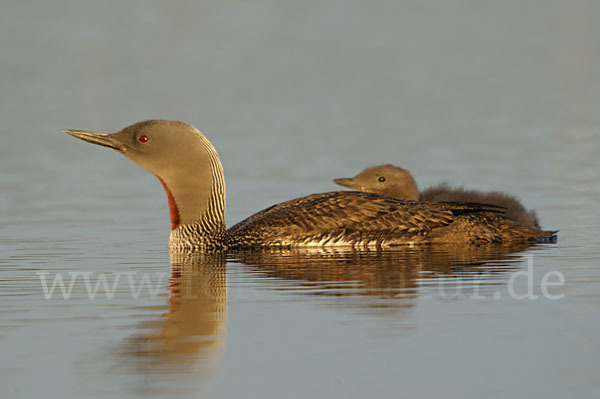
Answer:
top-left (334, 164), bottom-right (540, 228)
top-left (64, 121), bottom-right (554, 250)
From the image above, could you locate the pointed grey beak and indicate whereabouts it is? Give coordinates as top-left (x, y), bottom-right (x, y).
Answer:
top-left (333, 177), bottom-right (361, 191)
top-left (62, 129), bottom-right (125, 152)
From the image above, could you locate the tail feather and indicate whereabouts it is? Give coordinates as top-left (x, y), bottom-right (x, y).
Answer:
top-left (531, 230), bottom-right (558, 243)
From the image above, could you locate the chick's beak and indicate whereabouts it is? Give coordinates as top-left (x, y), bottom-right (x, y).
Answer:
top-left (62, 129), bottom-right (126, 152)
top-left (333, 177), bottom-right (361, 191)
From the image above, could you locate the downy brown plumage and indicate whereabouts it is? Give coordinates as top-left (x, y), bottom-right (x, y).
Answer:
top-left (334, 164), bottom-right (541, 229)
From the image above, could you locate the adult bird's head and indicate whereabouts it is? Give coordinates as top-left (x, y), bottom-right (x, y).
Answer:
top-left (333, 164), bottom-right (419, 201)
top-left (63, 120), bottom-right (226, 235)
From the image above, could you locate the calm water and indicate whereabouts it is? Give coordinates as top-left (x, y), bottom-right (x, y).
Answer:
top-left (2, 1), bottom-right (600, 398)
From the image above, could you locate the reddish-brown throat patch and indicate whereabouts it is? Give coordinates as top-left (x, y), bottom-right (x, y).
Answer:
top-left (156, 176), bottom-right (181, 230)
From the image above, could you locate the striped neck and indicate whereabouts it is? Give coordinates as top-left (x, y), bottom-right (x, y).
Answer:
top-left (169, 222), bottom-right (227, 250)
top-left (162, 134), bottom-right (227, 249)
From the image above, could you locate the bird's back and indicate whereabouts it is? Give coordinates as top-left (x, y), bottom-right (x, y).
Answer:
top-left (226, 191), bottom-right (551, 249)
top-left (420, 184), bottom-right (540, 228)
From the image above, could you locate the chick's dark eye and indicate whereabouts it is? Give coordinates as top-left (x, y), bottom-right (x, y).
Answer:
top-left (378, 176), bottom-right (386, 182)
top-left (138, 135), bottom-right (149, 143)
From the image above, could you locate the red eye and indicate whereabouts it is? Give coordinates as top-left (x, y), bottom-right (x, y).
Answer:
top-left (139, 135), bottom-right (149, 143)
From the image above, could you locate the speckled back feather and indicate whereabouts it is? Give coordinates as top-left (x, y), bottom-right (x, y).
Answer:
top-left (226, 191), bottom-right (553, 249)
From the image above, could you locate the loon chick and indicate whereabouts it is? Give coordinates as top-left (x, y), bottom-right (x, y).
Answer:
top-left (64, 121), bottom-right (554, 250)
top-left (334, 164), bottom-right (540, 228)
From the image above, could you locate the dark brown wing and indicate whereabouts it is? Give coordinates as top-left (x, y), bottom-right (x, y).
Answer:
top-left (425, 201), bottom-right (507, 214)
top-left (227, 191), bottom-right (489, 248)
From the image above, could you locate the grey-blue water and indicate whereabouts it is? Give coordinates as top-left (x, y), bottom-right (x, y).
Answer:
top-left (1, 1), bottom-right (599, 398)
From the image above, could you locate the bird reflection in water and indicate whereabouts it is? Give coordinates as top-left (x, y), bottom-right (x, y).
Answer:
top-left (231, 242), bottom-right (538, 312)
top-left (121, 251), bottom-right (226, 381)
top-left (119, 240), bottom-right (543, 387)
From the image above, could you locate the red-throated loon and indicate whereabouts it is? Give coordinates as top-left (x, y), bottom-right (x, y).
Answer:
top-left (334, 164), bottom-right (540, 228)
top-left (64, 121), bottom-right (555, 250)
